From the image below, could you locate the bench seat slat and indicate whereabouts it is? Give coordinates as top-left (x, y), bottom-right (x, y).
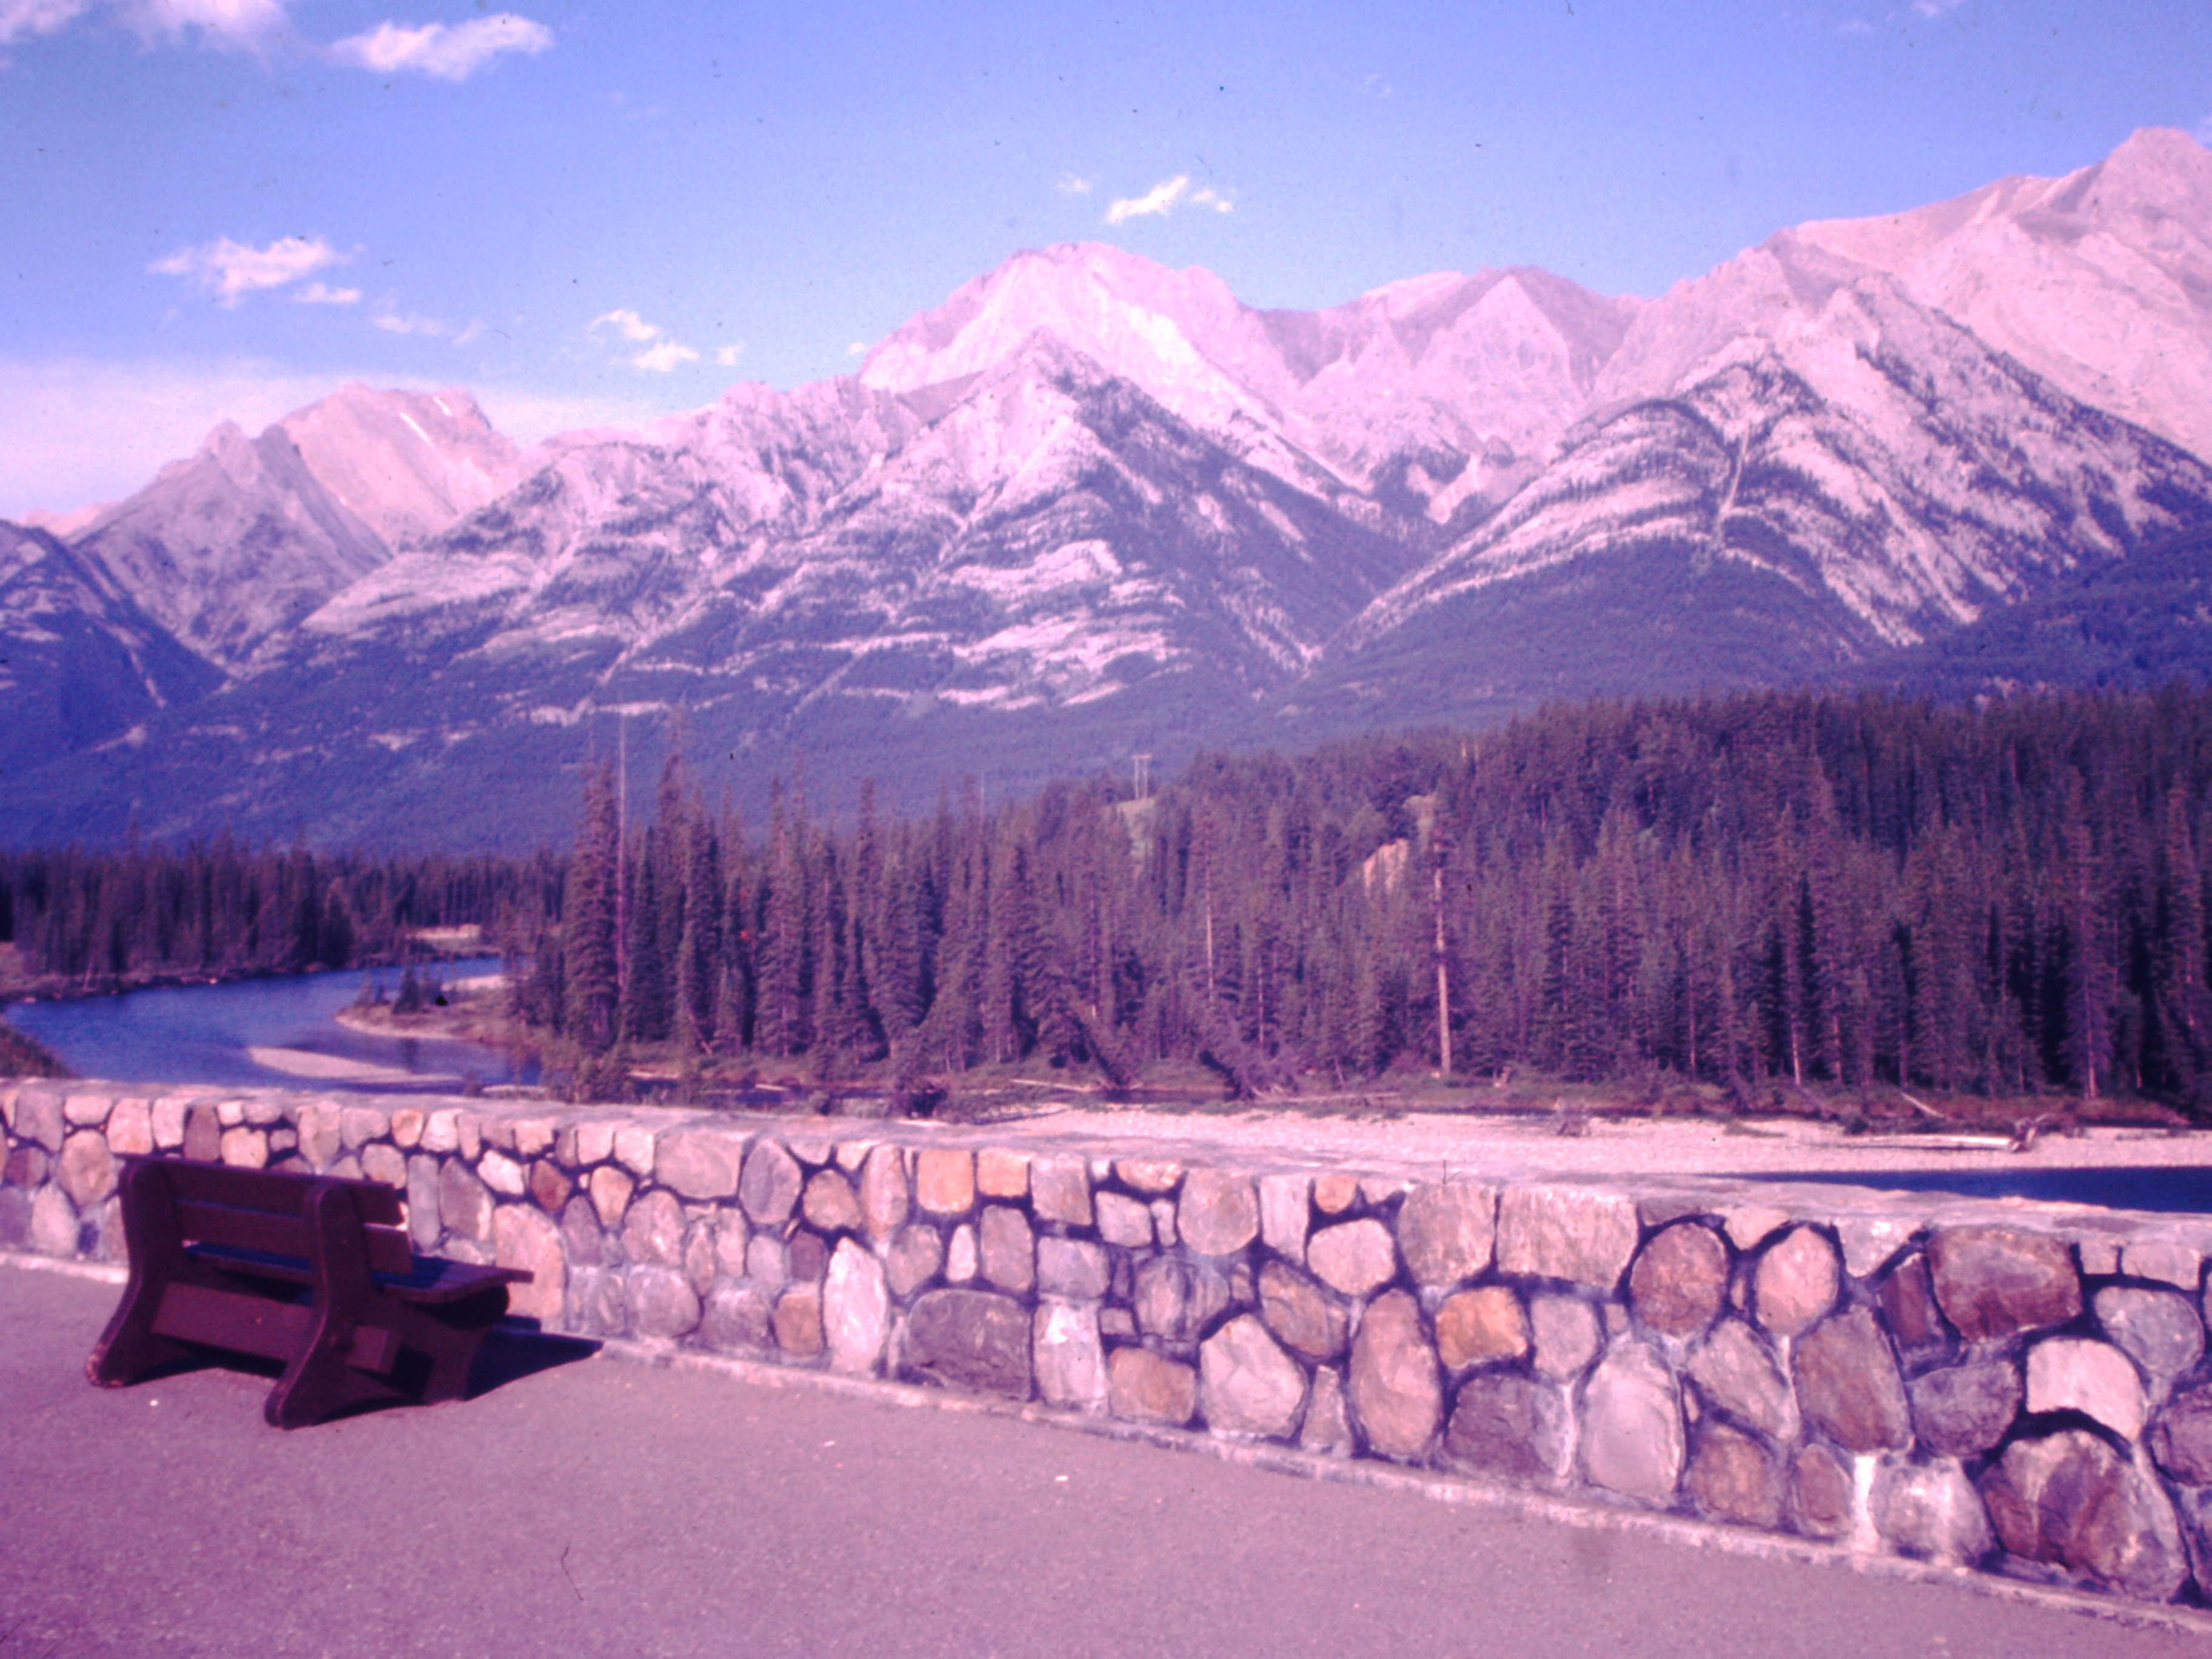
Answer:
top-left (183, 1241), bottom-right (525, 1304)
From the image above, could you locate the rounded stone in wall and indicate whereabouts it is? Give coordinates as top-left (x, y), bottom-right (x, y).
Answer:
top-left (1629, 1221), bottom-right (1729, 1340)
top-left (1686, 1421), bottom-right (1781, 1529)
top-left (1753, 1226), bottom-right (1837, 1339)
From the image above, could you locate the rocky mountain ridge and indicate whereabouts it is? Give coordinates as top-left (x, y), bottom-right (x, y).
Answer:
top-left (7, 128), bottom-right (2212, 847)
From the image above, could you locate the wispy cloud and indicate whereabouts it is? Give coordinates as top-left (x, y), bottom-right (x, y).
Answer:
top-left (715, 343), bottom-right (744, 367)
top-left (1356, 72), bottom-right (1392, 99)
top-left (1054, 172), bottom-right (1092, 196)
top-left (1104, 175), bottom-right (1233, 226)
top-left (845, 341), bottom-right (867, 358)
top-left (291, 281), bottom-right (361, 306)
top-left (2, 1), bottom-right (550, 76)
top-left (369, 310), bottom-right (452, 337)
top-left (591, 307), bottom-right (697, 372)
top-left (152, 234), bottom-right (346, 306)
top-left (1838, 17), bottom-right (1873, 34)
top-left (116, 0), bottom-right (290, 52)
top-left (1910, 0), bottom-right (1968, 14)
top-left (630, 340), bottom-right (696, 373)
top-left (0, 0), bottom-right (89, 48)
top-left (591, 308), bottom-right (660, 344)
top-left (329, 13), bottom-right (551, 81)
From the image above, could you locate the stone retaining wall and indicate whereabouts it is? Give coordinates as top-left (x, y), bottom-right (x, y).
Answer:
top-left (8, 1080), bottom-right (2212, 1609)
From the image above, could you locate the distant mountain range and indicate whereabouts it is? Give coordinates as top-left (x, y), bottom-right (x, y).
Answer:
top-left (7, 127), bottom-right (2212, 849)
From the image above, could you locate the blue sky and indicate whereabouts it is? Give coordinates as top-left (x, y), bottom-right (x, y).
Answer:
top-left (3, 0), bottom-right (2210, 519)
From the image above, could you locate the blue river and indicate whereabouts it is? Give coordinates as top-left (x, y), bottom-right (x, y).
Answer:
top-left (2, 959), bottom-right (535, 1092)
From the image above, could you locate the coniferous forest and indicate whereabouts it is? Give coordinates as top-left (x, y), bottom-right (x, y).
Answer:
top-left (10, 685), bottom-right (2212, 1116)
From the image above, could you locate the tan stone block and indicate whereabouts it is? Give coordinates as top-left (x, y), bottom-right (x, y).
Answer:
top-left (1258, 1260), bottom-right (1348, 1361)
top-left (477, 1149), bottom-right (527, 1196)
top-left (914, 1148), bottom-right (976, 1216)
top-left (588, 1164), bottom-right (634, 1228)
top-left (823, 1238), bottom-right (890, 1375)
top-left (1926, 1225), bottom-right (2080, 1342)
top-left (150, 1097), bottom-right (187, 1151)
top-left (529, 1159), bottom-right (574, 1213)
top-left (1753, 1225), bottom-right (1838, 1338)
top-left (976, 1147), bottom-right (1031, 1198)
top-left (420, 1109), bottom-right (461, 1155)
top-left (1435, 1285), bottom-right (1529, 1370)
top-left (1308, 1218), bottom-right (1396, 1296)
top-left (859, 1144), bottom-right (911, 1240)
top-left (979, 1205), bottom-right (1034, 1293)
top-left (511, 1117), bottom-right (556, 1158)
top-left (1034, 1300), bottom-right (1107, 1409)
top-left (1199, 1314), bottom-right (1305, 1438)
top-left (574, 1119), bottom-right (618, 1166)
top-left (216, 1100), bottom-right (245, 1128)
top-left (773, 1284), bottom-right (824, 1358)
top-left (1030, 1156), bottom-right (1092, 1226)
top-left (295, 1104), bottom-right (341, 1170)
top-left (1496, 1184), bottom-right (1640, 1292)
top-left (359, 1143), bottom-right (407, 1189)
top-left (56, 1131), bottom-right (117, 1208)
top-left (1258, 1173), bottom-right (1310, 1262)
top-left (2027, 1338), bottom-right (2145, 1438)
top-left (613, 1125), bottom-right (658, 1176)
top-left (242, 1095), bottom-right (284, 1127)
top-left (1094, 1190), bottom-right (1152, 1247)
top-left (218, 1127), bottom-right (269, 1170)
top-left (1178, 1169), bottom-right (1259, 1257)
top-left (739, 1139), bottom-right (802, 1225)
top-left (438, 1159), bottom-right (492, 1242)
top-left (1396, 1181), bottom-right (1496, 1288)
top-left (803, 1168), bottom-right (862, 1233)
top-left (1629, 1222), bottom-right (1729, 1339)
top-left (623, 1189), bottom-right (687, 1267)
top-left (1113, 1158), bottom-right (1182, 1196)
top-left (1349, 1289), bottom-right (1440, 1460)
top-left (63, 1093), bottom-right (114, 1128)
top-left (104, 1100), bottom-right (153, 1158)
top-left (1109, 1346), bottom-right (1197, 1426)
top-left (1581, 1341), bottom-right (1685, 1505)
top-left (656, 1128), bottom-right (745, 1199)
top-left (494, 1204), bottom-right (565, 1324)
top-left (1794, 1306), bottom-right (1910, 1452)
top-left (338, 1105), bottom-right (388, 1149)
top-left (387, 1107), bottom-right (425, 1149)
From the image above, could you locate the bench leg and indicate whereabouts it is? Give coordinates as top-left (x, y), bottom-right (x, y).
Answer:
top-left (86, 1276), bottom-right (193, 1388)
top-left (264, 1316), bottom-right (397, 1430)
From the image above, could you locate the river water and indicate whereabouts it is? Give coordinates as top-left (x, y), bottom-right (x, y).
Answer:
top-left (1, 959), bottom-right (536, 1092)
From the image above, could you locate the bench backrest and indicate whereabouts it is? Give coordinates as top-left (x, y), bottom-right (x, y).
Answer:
top-left (122, 1156), bottom-right (414, 1277)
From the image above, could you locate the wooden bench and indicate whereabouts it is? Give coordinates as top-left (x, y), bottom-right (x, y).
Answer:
top-left (87, 1155), bottom-right (531, 1429)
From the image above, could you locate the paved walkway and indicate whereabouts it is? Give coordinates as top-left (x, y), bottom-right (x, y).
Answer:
top-left (2, 1262), bottom-right (2204, 1659)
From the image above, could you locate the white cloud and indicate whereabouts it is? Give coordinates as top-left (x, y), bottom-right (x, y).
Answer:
top-left (1106, 175), bottom-right (1188, 224)
top-left (370, 309), bottom-right (450, 337)
top-left (591, 307), bottom-right (660, 343)
top-left (845, 341), bottom-right (868, 357)
top-left (1838, 16), bottom-right (1873, 33)
top-left (0, 0), bottom-right (89, 47)
top-left (291, 281), bottom-right (360, 306)
top-left (1356, 72), bottom-right (1392, 99)
top-left (629, 340), bottom-right (697, 373)
top-left (329, 13), bottom-right (550, 80)
top-left (1054, 172), bottom-right (1092, 196)
top-left (589, 307), bottom-right (698, 371)
top-left (152, 234), bottom-right (344, 306)
top-left (1105, 175), bottom-right (1232, 225)
top-left (715, 343), bottom-right (744, 367)
top-left (116, 0), bottom-right (290, 51)
top-left (1910, 0), bottom-right (1967, 14)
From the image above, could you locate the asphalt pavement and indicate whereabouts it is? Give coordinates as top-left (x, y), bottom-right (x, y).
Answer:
top-left (1, 1261), bottom-right (2204, 1659)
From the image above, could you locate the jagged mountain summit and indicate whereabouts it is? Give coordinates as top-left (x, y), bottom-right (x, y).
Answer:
top-left (6, 129), bottom-right (2212, 848)
top-left (69, 384), bottom-right (521, 669)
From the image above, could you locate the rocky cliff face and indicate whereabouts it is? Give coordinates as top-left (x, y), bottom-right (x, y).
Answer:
top-left (8, 130), bottom-right (2212, 846)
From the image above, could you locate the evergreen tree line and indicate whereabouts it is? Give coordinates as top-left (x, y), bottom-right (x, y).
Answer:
top-left (523, 685), bottom-right (2212, 1113)
top-left (0, 839), bottom-right (561, 986)
top-left (11, 685), bottom-right (2212, 1113)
